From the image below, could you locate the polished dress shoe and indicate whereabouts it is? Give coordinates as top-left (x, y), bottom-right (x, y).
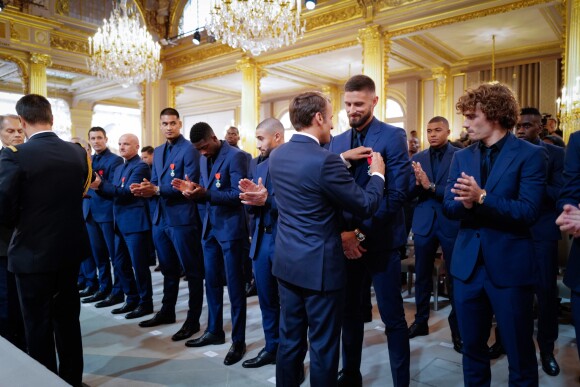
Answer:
top-left (111, 302), bottom-right (138, 314)
top-left (245, 282), bottom-right (257, 297)
top-left (81, 290), bottom-right (108, 304)
top-left (488, 341), bottom-right (505, 359)
top-left (540, 352), bottom-right (560, 376)
top-left (408, 321), bottom-right (429, 338)
top-left (337, 369), bottom-right (362, 387)
top-left (242, 348), bottom-right (276, 368)
top-left (125, 304), bottom-right (153, 319)
top-left (79, 285), bottom-right (98, 298)
top-left (224, 341), bottom-right (246, 365)
top-left (95, 294), bottom-right (124, 308)
top-left (185, 331), bottom-right (226, 347)
top-left (171, 319), bottom-right (200, 341)
top-left (452, 334), bottom-right (463, 354)
top-left (138, 312), bottom-right (176, 328)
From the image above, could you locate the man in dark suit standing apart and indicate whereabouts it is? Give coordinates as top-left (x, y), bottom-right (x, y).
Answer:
top-left (82, 126), bottom-right (123, 307)
top-left (237, 118), bottom-right (285, 368)
top-left (225, 125), bottom-right (252, 168)
top-left (0, 114), bottom-right (25, 350)
top-left (173, 122), bottom-right (249, 366)
top-left (516, 107), bottom-right (563, 376)
top-left (269, 91), bottom-right (385, 386)
top-left (556, 130), bottom-right (580, 381)
top-left (329, 75), bottom-right (410, 386)
top-left (0, 94), bottom-right (91, 386)
top-left (94, 134), bottom-right (153, 319)
top-left (130, 108), bottom-right (204, 342)
top-left (408, 116), bottom-right (461, 351)
top-left (444, 83), bottom-right (547, 386)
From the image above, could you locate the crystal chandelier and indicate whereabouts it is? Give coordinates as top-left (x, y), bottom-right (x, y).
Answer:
top-left (206, 0), bottom-right (306, 56)
top-left (88, 0), bottom-right (163, 87)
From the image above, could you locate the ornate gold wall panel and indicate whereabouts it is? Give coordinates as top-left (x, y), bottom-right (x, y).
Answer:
top-left (50, 34), bottom-right (89, 54)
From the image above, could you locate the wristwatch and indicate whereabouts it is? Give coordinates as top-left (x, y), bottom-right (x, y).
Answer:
top-left (478, 190), bottom-right (487, 205)
top-left (354, 228), bottom-right (366, 242)
top-left (155, 186), bottom-right (161, 196)
top-left (428, 182), bottom-right (436, 192)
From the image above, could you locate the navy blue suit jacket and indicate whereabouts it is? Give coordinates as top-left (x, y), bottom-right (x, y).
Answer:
top-left (150, 135), bottom-right (201, 227)
top-left (248, 158), bottom-right (277, 259)
top-left (270, 134), bottom-right (385, 291)
top-left (409, 144), bottom-right (460, 238)
top-left (559, 132), bottom-right (580, 292)
top-left (99, 155), bottom-right (151, 234)
top-left (329, 118), bottom-right (411, 252)
top-left (199, 141), bottom-right (248, 242)
top-left (83, 148), bottom-right (123, 223)
top-left (443, 133), bottom-right (547, 287)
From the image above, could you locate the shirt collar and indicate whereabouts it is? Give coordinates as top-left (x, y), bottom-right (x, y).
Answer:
top-left (295, 132), bottom-right (320, 145)
top-left (430, 142), bottom-right (449, 155)
top-left (28, 130), bottom-right (53, 140)
top-left (479, 132), bottom-right (509, 152)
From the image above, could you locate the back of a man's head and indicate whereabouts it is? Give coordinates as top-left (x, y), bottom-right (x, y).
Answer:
top-left (345, 75), bottom-right (376, 93)
top-left (257, 117), bottom-right (285, 134)
top-left (15, 94), bottom-right (53, 125)
top-left (190, 122), bottom-right (215, 143)
top-left (289, 91), bottom-right (330, 131)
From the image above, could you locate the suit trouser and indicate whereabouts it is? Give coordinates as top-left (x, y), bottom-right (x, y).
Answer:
top-left (454, 265), bottom-right (538, 387)
top-left (341, 249), bottom-right (410, 387)
top-left (85, 216), bottom-right (114, 294)
top-left (113, 229), bottom-right (144, 305)
top-left (414, 226), bottom-right (459, 336)
top-left (572, 290), bottom-right (580, 360)
top-left (78, 256), bottom-right (97, 289)
top-left (253, 232), bottom-right (279, 353)
top-left (153, 221), bottom-right (204, 321)
top-left (532, 239), bottom-right (559, 353)
top-left (202, 231), bottom-right (247, 342)
top-left (0, 256), bottom-right (25, 350)
top-left (277, 278), bottom-right (343, 387)
top-left (15, 262), bottom-right (83, 387)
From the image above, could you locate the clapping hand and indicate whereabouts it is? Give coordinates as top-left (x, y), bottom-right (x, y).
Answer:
top-left (239, 177), bottom-right (268, 206)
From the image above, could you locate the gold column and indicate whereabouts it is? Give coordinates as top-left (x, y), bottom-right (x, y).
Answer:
top-left (142, 79), bottom-right (174, 147)
top-left (562, 0), bottom-right (580, 141)
top-left (322, 85), bottom-right (342, 131)
top-left (358, 25), bottom-right (386, 120)
top-left (70, 102), bottom-right (93, 139)
top-left (29, 53), bottom-right (52, 97)
top-left (236, 57), bottom-right (261, 156)
top-left (432, 66), bottom-right (450, 119)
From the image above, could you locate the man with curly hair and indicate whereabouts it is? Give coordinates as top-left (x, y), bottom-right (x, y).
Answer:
top-left (443, 83), bottom-right (547, 386)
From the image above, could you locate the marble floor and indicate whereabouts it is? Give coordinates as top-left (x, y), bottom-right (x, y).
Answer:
top-left (80, 269), bottom-right (580, 386)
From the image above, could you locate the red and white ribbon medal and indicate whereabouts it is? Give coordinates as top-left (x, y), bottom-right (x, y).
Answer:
top-left (121, 176), bottom-right (125, 188)
top-left (170, 163), bottom-right (175, 177)
top-left (367, 156), bottom-right (372, 176)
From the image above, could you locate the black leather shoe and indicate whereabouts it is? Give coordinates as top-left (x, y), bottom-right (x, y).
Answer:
top-left (540, 352), bottom-right (560, 376)
top-left (81, 290), bottom-right (108, 304)
top-left (245, 282), bottom-right (257, 297)
top-left (242, 348), bottom-right (276, 368)
top-left (488, 342), bottom-right (505, 359)
top-left (111, 302), bottom-right (138, 314)
top-left (452, 334), bottom-right (463, 354)
top-left (224, 341), bottom-right (246, 365)
top-left (95, 294), bottom-right (124, 308)
top-left (171, 320), bottom-right (200, 341)
top-left (337, 369), bottom-right (362, 387)
top-left (185, 331), bottom-right (226, 347)
top-left (125, 304), bottom-right (153, 319)
top-left (138, 312), bottom-right (176, 327)
top-left (408, 321), bottom-right (429, 338)
top-left (79, 285), bottom-right (98, 298)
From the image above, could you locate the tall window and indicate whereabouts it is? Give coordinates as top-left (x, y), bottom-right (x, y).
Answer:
top-left (92, 105), bottom-right (141, 155)
top-left (179, 0), bottom-right (212, 35)
top-left (279, 111), bottom-right (297, 139)
top-left (385, 98), bottom-right (405, 129)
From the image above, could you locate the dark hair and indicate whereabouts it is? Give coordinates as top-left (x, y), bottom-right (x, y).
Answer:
top-left (88, 126), bottom-right (107, 137)
top-left (190, 122), bottom-right (215, 143)
top-left (141, 145), bottom-right (154, 154)
top-left (428, 116), bottom-right (449, 127)
top-left (227, 126), bottom-right (239, 133)
top-left (289, 91), bottom-right (330, 131)
top-left (160, 107), bottom-right (180, 118)
top-left (345, 75), bottom-right (376, 93)
top-left (520, 107), bottom-right (541, 117)
top-left (15, 94), bottom-right (53, 125)
top-left (456, 83), bottom-right (519, 130)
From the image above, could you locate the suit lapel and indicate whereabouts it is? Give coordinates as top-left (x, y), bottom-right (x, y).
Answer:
top-left (471, 145), bottom-right (482, 187)
top-left (484, 134), bottom-right (518, 192)
top-left (420, 150), bottom-right (435, 183)
top-left (207, 142), bottom-right (229, 187)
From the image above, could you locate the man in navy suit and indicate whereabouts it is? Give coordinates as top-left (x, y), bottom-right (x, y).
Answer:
top-left (94, 134), bottom-right (153, 319)
top-left (515, 107), bottom-right (563, 376)
top-left (444, 83), bottom-right (547, 386)
top-left (269, 91), bottom-right (385, 386)
top-left (556, 131), bottom-right (580, 381)
top-left (173, 122), bottom-right (249, 366)
top-left (408, 116), bottom-right (461, 351)
top-left (238, 118), bottom-right (285, 369)
top-left (329, 75), bottom-right (411, 386)
top-left (0, 94), bottom-right (91, 386)
top-left (82, 127), bottom-right (123, 307)
top-left (130, 108), bottom-right (204, 342)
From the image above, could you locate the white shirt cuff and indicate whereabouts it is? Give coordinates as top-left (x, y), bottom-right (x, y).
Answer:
top-left (340, 153), bottom-right (352, 168)
top-left (371, 172), bottom-right (385, 181)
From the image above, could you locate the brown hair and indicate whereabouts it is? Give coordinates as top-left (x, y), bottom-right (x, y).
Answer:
top-left (456, 83), bottom-right (519, 130)
top-left (289, 91), bottom-right (330, 131)
top-left (344, 75), bottom-right (376, 93)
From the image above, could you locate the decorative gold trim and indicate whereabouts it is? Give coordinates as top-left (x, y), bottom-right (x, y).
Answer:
top-left (30, 52), bottom-right (52, 66)
top-left (0, 53), bottom-right (29, 94)
top-left (49, 63), bottom-right (92, 76)
top-left (50, 34), bottom-right (89, 54)
top-left (9, 21), bottom-right (21, 40)
top-left (260, 41), bottom-right (358, 67)
top-left (408, 35), bottom-right (457, 64)
top-left (171, 69), bottom-right (239, 86)
top-left (304, 4), bottom-right (363, 32)
top-left (55, 0), bottom-right (69, 16)
top-left (164, 44), bottom-right (238, 69)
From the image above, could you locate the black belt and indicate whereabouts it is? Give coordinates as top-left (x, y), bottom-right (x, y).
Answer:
top-left (263, 225), bottom-right (272, 234)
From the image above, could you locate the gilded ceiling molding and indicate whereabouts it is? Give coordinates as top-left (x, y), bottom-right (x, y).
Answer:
top-left (169, 0), bottom-right (188, 37)
top-left (55, 0), bottom-right (69, 16)
top-left (304, 4), bottom-right (363, 32)
top-left (0, 53), bottom-right (29, 94)
top-left (50, 34), bottom-right (89, 54)
top-left (390, 0), bottom-right (556, 37)
top-left (30, 53), bottom-right (52, 66)
top-left (50, 64), bottom-right (92, 76)
top-left (408, 35), bottom-right (457, 64)
top-left (378, 0), bottom-right (421, 7)
top-left (171, 68), bottom-right (238, 86)
top-left (357, 0), bottom-right (381, 22)
top-left (260, 40), bottom-right (358, 67)
top-left (10, 21), bottom-right (21, 40)
top-left (164, 44), bottom-right (238, 69)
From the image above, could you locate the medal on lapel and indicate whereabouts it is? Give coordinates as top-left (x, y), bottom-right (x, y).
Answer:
top-left (215, 172), bottom-right (221, 188)
top-left (170, 163), bottom-right (175, 177)
top-left (367, 156), bottom-right (372, 176)
top-left (121, 177), bottom-right (125, 188)
top-left (98, 169), bottom-right (104, 177)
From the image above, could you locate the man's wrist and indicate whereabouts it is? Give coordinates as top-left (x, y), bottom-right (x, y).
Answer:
top-left (354, 228), bottom-right (366, 242)
top-left (428, 182), bottom-right (436, 192)
top-left (155, 185), bottom-right (161, 196)
top-left (478, 189), bottom-right (487, 205)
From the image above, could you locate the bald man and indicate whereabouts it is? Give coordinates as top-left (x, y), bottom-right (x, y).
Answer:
top-left (91, 134), bottom-right (153, 319)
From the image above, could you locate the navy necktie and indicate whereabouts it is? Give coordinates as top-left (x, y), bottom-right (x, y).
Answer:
top-left (431, 149), bottom-right (442, 180)
top-left (481, 147), bottom-right (492, 187)
top-left (353, 130), bottom-right (363, 148)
